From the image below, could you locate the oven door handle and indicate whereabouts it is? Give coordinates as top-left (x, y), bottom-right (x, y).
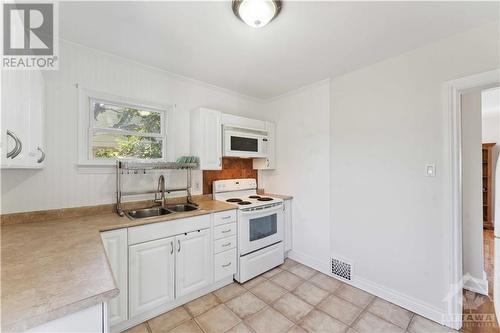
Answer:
top-left (239, 204), bottom-right (283, 216)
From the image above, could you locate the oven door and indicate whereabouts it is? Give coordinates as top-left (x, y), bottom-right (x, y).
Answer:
top-left (238, 204), bottom-right (284, 255)
top-left (223, 129), bottom-right (268, 158)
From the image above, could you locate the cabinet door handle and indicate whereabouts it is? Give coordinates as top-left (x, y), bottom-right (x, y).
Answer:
top-left (37, 146), bottom-right (45, 163)
top-left (178, 239), bottom-right (181, 252)
top-left (222, 229), bottom-right (231, 233)
top-left (266, 159), bottom-right (270, 167)
top-left (222, 262), bottom-right (232, 268)
top-left (170, 241), bottom-right (174, 254)
top-left (219, 158), bottom-right (222, 167)
top-left (222, 216), bottom-right (231, 220)
top-left (222, 242), bottom-right (231, 247)
top-left (6, 130), bottom-right (21, 159)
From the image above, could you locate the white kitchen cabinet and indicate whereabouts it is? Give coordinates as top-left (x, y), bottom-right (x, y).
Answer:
top-left (191, 108), bottom-right (222, 170)
top-left (284, 199), bottom-right (292, 253)
top-left (175, 229), bottom-right (213, 297)
top-left (1, 69), bottom-right (45, 169)
top-left (129, 237), bottom-right (175, 318)
top-left (101, 229), bottom-right (128, 326)
top-left (25, 303), bottom-right (106, 333)
top-left (253, 121), bottom-right (276, 170)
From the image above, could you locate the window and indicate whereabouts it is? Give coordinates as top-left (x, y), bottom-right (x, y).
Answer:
top-left (78, 87), bottom-right (171, 166)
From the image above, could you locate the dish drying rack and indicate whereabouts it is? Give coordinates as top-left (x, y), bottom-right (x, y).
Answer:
top-left (116, 160), bottom-right (199, 216)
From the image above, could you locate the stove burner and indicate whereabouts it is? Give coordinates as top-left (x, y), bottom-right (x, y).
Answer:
top-left (226, 198), bottom-right (243, 203)
top-left (238, 201), bottom-right (252, 205)
top-left (248, 195), bottom-right (261, 199)
top-left (257, 197), bottom-right (273, 201)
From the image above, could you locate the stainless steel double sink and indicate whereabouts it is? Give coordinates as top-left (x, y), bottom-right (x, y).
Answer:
top-left (125, 204), bottom-right (199, 220)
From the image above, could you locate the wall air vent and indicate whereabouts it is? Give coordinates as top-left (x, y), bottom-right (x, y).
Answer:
top-left (331, 257), bottom-right (352, 281)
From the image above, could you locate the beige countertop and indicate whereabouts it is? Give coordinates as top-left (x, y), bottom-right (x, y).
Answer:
top-left (1, 200), bottom-right (235, 332)
top-left (258, 192), bottom-right (294, 200)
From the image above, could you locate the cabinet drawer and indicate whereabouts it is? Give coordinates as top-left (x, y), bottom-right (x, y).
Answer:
top-left (213, 210), bottom-right (237, 226)
top-left (213, 222), bottom-right (236, 240)
top-left (214, 235), bottom-right (237, 254)
top-left (128, 215), bottom-right (210, 245)
top-left (214, 248), bottom-right (237, 281)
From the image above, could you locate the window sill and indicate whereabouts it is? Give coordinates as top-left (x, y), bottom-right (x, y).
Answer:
top-left (77, 162), bottom-right (115, 174)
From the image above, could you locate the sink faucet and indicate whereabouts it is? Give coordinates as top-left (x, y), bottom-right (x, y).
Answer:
top-left (155, 175), bottom-right (166, 206)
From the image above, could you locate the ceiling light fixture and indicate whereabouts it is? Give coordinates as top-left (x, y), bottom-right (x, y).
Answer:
top-left (232, 0), bottom-right (282, 28)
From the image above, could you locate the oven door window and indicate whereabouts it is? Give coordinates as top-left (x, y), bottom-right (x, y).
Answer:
top-left (249, 213), bottom-right (277, 241)
top-left (231, 136), bottom-right (258, 152)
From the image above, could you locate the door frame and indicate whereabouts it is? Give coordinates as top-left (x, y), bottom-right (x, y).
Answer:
top-left (444, 68), bottom-right (500, 330)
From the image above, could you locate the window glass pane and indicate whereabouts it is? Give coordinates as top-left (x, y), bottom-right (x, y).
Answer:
top-left (92, 132), bottom-right (162, 159)
top-left (249, 213), bottom-right (277, 241)
top-left (231, 136), bottom-right (258, 152)
top-left (92, 100), bottom-right (161, 134)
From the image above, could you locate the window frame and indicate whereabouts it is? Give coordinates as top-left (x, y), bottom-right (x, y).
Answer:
top-left (78, 86), bottom-right (172, 168)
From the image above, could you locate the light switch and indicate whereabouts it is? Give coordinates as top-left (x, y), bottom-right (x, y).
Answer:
top-left (425, 164), bottom-right (436, 177)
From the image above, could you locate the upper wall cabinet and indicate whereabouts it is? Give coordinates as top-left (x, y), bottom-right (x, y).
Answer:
top-left (1, 70), bottom-right (45, 169)
top-left (191, 108), bottom-right (222, 170)
top-left (253, 121), bottom-right (276, 170)
top-left (221, 113), bottom-right (266, 131)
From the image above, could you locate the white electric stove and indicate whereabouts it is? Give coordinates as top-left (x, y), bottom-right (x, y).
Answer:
top-left (213, 179), bottom-right (284, 282)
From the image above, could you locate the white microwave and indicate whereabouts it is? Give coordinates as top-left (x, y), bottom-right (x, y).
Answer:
top-left (223, 126), bottom-right (269, 158)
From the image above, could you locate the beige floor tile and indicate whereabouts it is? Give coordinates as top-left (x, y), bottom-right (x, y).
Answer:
top-left (227, 322), bottom-right (256, 333)
top-left (271, 271), bottom-right (304, 291)
top-left (184, 293), bottom-right (220, 317)
top-left (246, 307), bottom-right (294, 333)
top-left (293, 281), bottom-right (330, 306)
top-left (263, 267), bottom-right (284, 278)
top-left (335, 284), bottom-right (374, 308)
top-left (280, 258), bottom-right (299, 270)
top-left (149, 307), bottom-right (191, 333)
top-left (250, 280), bottom-right (288, 304)
top-left (272, 293), bottom-right (313, 323)
top-left (226, 292), bottom-right (267, 319)
top-left (407, 314), bottom-right (457, 333)
top-left (287, 264), bottom-right (317, 280)
top-left (241, 276), bottom-right (267, 290)
top-left (195, 304), bottom-right (241, 333)
top-left (298, 309), bottom-right (348, 333)
top-left (124, 323), bottom-right (149, 333)
top-left (317, 294), bottom-right (363, 325)
top-left (367, 298), bottom-right (413, 329)
top-left (309, 272), bottom-right (344, 293)
top-left (214, 283), bottom-right (247, 302)
top-left (169, 319), bottom-right (203, 333)
top-left (352, 312), bottom-right (404, 333)
top-left (346, 329), bottom-right (359, 333)
top-left (286, 325), bottom-right (307, 333)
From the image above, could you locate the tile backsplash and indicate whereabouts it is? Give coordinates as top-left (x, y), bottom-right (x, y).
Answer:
top-left (203, 158), bottom-right (258, 194)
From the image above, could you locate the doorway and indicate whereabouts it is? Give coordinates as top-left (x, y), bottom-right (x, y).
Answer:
top-left (461, 85), bottom-right (499, 333)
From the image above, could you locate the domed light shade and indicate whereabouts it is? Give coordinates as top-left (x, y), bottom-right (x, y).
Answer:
top-left (232, 0), bottom-right (282, 28)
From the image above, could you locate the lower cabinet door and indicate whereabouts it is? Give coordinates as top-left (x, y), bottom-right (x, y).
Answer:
top-left (101, 229), bottom-right (128, 326)
top-left (175, 229), bottom-right (213, 298)
top-left (129, 237), bottom-right (175, 318)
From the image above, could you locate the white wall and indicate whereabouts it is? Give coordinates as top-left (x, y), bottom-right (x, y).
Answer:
top-left (0, 41), bottom-right (261, 214)
top-left (330, 21), bottom-right (499, 322)
top-left (461, 90), bottom-right (485, 283)
top-left (256, 80), bottom-right (331, 272)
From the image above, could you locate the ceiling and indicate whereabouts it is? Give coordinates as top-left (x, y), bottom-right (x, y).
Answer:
top-left (60, 1), bottom-right (499, 99)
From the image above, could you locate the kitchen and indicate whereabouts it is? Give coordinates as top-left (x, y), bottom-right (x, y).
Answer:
top-left (1, 2), bottom-right (499, 333)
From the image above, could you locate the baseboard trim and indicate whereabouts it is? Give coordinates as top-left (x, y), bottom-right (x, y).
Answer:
top-left (289, 251), bottom-right (447, 327)
top-left (287, 250), bottom-right (330, 275)
top-left (463, 271), bottom-right (489, 296)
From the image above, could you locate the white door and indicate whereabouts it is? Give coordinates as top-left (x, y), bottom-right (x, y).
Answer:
top-left (175, 229), bottom-right (213, 297)
top-left (1, 70), bottom-right (45, 168)
top-left (101, 229), bottom-right (128, 326)
top-left (129, 237), bottom-right (175, 318)
top-left (201, 108), bottom-right (222, 170)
